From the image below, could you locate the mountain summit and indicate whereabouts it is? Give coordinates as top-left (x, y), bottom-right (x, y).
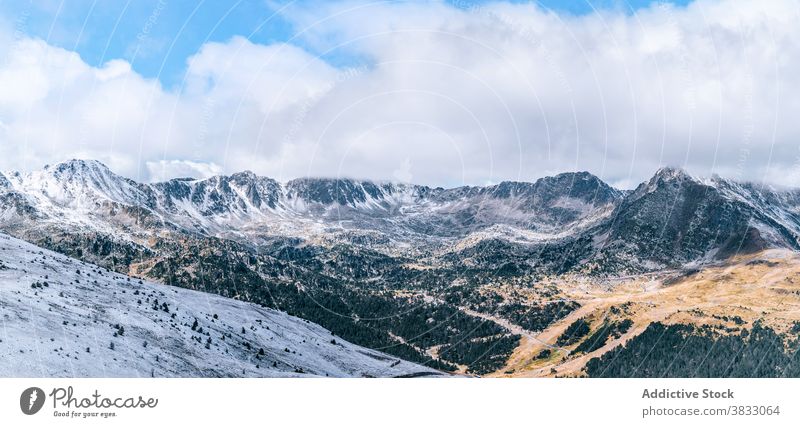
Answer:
top-left (2, 159), bottom-right (799, 272)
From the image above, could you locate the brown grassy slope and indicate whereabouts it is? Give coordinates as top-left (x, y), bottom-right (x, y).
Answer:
top-left (492, 249), bottom-right (800, 377)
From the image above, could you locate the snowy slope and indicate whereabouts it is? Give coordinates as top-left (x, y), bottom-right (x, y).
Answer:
top-left (0, 233), bottom-right (440, 378)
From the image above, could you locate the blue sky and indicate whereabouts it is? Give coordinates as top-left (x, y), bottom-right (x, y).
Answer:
top-left (0, 0), bottom-right (691, 88)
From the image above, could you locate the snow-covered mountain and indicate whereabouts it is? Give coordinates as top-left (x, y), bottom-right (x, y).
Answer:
top-left (0, 159), bottom-right (623, 248)
top-left (0, 232), bottom-right (439, 377)
top-left (587, 167), bottom-right (800, 272)
top-left (2, 158), bottom-right (800, 270)
top-left (3, 159), bottom-right (800, 269)
top-left (3, 159), bottom-right (800, 376)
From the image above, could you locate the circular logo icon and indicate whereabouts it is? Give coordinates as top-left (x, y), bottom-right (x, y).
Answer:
top-left (20, 387), bottom-right (46, 415)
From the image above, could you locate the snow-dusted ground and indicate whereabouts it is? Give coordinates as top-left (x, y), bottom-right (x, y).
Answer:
top-left (0, 233), bottom-right (440, 378)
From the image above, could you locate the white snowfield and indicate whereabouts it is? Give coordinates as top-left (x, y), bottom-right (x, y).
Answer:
top-left (0, 233), bottom-right (441, 378)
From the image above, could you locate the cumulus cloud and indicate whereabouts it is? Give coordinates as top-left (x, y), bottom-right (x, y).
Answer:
top-left (1, 0), bottom-right (799, 188)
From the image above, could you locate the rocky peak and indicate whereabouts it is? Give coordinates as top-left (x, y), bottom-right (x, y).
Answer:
top-left (43, 159), bottom-right (125, 184)
top-left (229, 170), bottom-right (257, 183)
top-left (285, 178), bottom-right (400, 206)
top-left (651, 166), bottom-right (694, 184)
top-left (627, 166), bottom-right (698, 201)
top-left (533, 171), bottom-right (621, 205)
top-left (150, 170), bottom-right (283, 215)
top-left (22, 159), bottom-right (149, 207)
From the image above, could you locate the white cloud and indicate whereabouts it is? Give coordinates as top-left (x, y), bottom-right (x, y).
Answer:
top-left (145, 159), bottom-right (223, 182)
top-left (1, 0), bottom-right (800, 189)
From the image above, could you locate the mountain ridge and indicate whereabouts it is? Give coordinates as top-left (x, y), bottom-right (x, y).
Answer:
top-left (3, 159), bottom-right (800, 268)
top-left (0, 159), bottom-right (624, 240)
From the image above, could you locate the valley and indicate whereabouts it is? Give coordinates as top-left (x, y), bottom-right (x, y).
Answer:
top-left (3, 159), bottom-right (800, 377)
